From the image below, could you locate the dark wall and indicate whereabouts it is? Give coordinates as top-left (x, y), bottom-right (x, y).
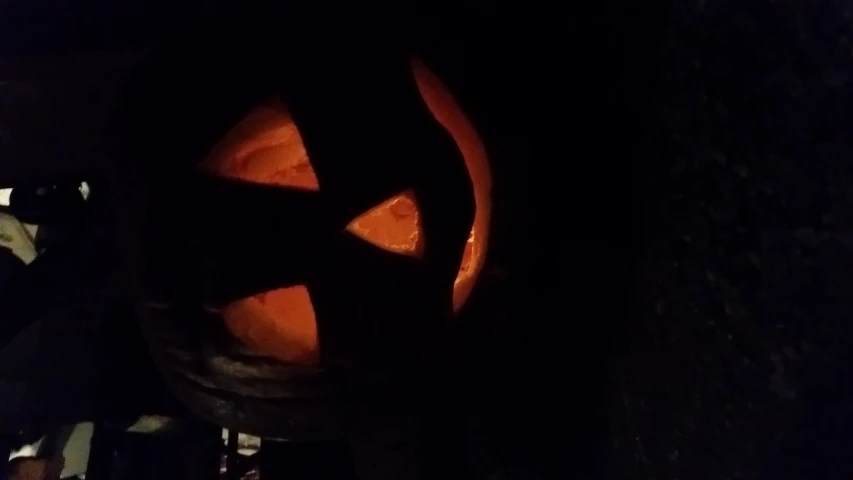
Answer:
top-left (614, 1), bottom-right (853, 479)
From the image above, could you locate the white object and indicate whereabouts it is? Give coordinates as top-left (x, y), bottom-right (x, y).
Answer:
top-left (0, 212), bottom-right (37, 264)
top-left (126, 415), bottom-right (176, 434)
top-left (7, 423), bottom-right (93, 479)
top-left (0, 188), bottom-right (11, 207)
top-left (222, 429), bottom-right (261, 456)
top-left (60, 423), bottom-right (93, 479)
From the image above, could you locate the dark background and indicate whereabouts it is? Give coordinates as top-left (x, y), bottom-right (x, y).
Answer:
top-left (8, 1), bottom-right (853, 479)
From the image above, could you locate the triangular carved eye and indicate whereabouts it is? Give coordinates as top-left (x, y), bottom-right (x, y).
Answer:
top-left (345, 189), bottom-right (425, 258)
top-left (201, 102), bottom-right (320, 191)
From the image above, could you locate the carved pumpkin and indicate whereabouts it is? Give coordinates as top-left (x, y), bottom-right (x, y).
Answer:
top-left (123, 30), bottom-right (489, 442)
top-left (200, 59), bottom-right (492, 365)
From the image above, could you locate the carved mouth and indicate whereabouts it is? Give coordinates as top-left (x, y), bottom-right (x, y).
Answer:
top-left (142, 302), bottom-right (334, 398)
top-left (138, 302), bottom-right (341, 439)
top-left (197, 312), bottom-right (333, 399)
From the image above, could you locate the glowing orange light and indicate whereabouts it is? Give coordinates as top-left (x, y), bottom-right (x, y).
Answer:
top-left (201, 60), bottom-right (492, 364)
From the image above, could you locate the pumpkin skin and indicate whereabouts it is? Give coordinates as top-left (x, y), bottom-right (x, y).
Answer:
top-left (200, 59), bottom-right (492, 365)
top-left (125, 35), bottom-right (484, 444)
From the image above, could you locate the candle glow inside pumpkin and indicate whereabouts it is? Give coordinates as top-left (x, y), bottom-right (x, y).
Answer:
top-left (201, 60), bottom-right (492, 365)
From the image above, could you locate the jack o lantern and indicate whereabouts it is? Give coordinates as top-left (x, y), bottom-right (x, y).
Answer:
top-left (199, 59), bottom-right (492, 365)
top-left (124, 32), bottom-right (490, 443)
